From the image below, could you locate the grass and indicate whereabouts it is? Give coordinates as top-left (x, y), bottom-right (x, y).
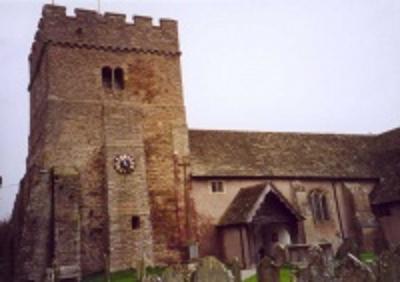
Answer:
top-left (243, 265), bottom-right (294, 282)
top-left (83, 269), bottom-right (135, 282)
top-left (280, 266), bottom-right (293, 282)
top-left (82, 264), bottom-right (296, 282)
top-left (243, 275), bottom-right (257, 282)
top-left (360, 251), bottom-right (377, 264)
top-left (82, 267), bottom-right (164, 282)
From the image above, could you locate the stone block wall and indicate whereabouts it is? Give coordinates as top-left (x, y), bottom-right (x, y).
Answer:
top-left (12, 3), bottom-right (191, 278)
top-left (53, 167), bottom-right (81, 275)
top-left (103, 104), bottom-right (153, 271)
top-left (11, 168), bottom-right (52, 282)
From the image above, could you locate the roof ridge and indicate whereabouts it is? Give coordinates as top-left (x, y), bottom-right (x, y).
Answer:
top-left (188, 128), bottom-right (376, 138)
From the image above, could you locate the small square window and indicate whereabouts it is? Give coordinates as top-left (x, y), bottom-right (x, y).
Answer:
top-left (131, 216), bottom-right (141, 230)
top-left (211, 181), bottom-right (224, 193)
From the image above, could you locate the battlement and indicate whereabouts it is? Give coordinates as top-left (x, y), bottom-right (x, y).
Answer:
top-left (29, 5), bottom-right (180, 84)
top-left (40, 5), bottom-right (178, 34)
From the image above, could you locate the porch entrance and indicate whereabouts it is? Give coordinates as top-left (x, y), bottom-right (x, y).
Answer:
top-left (218, 183), bottom-right (304, 268)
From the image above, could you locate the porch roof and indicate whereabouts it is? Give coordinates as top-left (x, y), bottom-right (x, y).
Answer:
top-left (218, 183), bottom-right (304, 227)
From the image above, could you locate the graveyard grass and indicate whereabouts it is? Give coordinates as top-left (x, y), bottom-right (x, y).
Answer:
top-left (360, 251), bottom-right (377, 263)
top-left (244, 265), bottom-right (293, 282)
top-left (83, 265), bottom-right (294, 282)
top-left (82, 267), bottom-right (164, 282)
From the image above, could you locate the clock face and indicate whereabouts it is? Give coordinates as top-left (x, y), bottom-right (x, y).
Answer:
top-left (114, 154), bottom-right (135, 174)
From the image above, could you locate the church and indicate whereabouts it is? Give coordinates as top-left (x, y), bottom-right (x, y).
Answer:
top-left (8, 4), bottom-right (400, 282)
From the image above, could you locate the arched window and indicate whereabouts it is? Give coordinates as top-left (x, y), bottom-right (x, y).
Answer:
top-left (101, 66), bottom-right (112, 89)
top-left (309, 190), bottom-right (330, 223)
top-left (321, 193), bottom-right (330, 220)
top-left (114, 67), bottom-right (125, 90)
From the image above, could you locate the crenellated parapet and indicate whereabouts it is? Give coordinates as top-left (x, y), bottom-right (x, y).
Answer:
top-left (29, 4), bottom-right (180, 82)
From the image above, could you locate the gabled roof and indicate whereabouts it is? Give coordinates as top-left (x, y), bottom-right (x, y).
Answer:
top-left (189, 129), bottom-right (376, 179)
top-left (218, 183), bottom-right (303, 226)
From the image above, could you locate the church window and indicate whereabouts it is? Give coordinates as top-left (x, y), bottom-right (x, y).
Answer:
top-left (114, 67), bottom-right (125, 90)
top-left (131, 216), bottom-right (141, 230)
top-left (102, 66), bottom-right (112, 89)
top-left (101, 66), bottom-right (125, 90)
top-left (210, 181), bottom-right (224, 193)
top-left (309, 190), bottom-right (330, 222)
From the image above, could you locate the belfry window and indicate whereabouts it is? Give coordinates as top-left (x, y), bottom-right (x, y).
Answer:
top-left (309, 190), bottom-right (330, 222)
top-left (101, 66), bottom-right (125, 90)
top-left (101, 66), bottom-right (112, 89)
top-left (114, 67), bottom-right (125, 90)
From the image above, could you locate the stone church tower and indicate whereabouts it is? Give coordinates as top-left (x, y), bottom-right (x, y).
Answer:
top-left (13, 4), bottom-right (191, 281)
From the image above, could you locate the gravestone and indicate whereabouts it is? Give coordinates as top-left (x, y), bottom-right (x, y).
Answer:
top-left (143, 276), bottom-right (162, 282)
top-left (135, 254), bottom-right (152, 282)
top-left (103, 253), bottom-right (111, 282)
top-left (230, 257), bottom-right (242, 282)
top-left (292, 264), bottom-right (309, 282)
top-left (293, 245), bottom-right (332, 282)
top-left (161, 266), bottom-right (186, 282)
top-left (308, 244), bottom-right (333, 282)
top-left (336, 238), bottom-right (361, 260)
top-left (335, 253), bottom-right (376, 282)
top-left (377, 245), bottom-right (400, 282)
top-left (45, 268), bottom-right (55, 282)
top-left (271, 244), bottom-right (287, 267)
top-left (191, 256), bottom-right (232, 282)
top-left (257, 256), bottom-right (279, 282)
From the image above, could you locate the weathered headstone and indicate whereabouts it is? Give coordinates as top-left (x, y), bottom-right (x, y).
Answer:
top-left (336, 238), bottom-right (361, 260)
top-left (230, 257), bottom-right (242, 282)
top-left (191, 256), bottom-right (232, 282)
top-left (308, 244), bottom-right (333, 282)
top-left (271, 244), bottom-right (287, 267)
top-left (377, 245), bottom-right (400, 282)
top-left (136, 255), bottom-right (147, 282)
top-left (335, 253), bottom-right (376, 282)
top-left (292, 264), bottom-right (309, 282)
top-left (293, 245), bottom-right (331, 282)
top-left (257, 256), bottom-right (279, 282)
top-left (104, 253), bottom-right (111, 282)
top-left (45, 267), bottom-right (55, 282)
top-left (143, 276), bottom-right (162, 282)
top-left (161, 266), bottom-right (186, 282)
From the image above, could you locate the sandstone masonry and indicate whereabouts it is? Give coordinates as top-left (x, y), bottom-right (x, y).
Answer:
top-left (12, 4), bottom-right (191, 280)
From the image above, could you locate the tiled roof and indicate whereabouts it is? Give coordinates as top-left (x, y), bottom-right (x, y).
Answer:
top-left (188, 128), bottom-right (400, 205)
top-left (189, 129), bottom-right (376, 179)
top-left (371, 128), bottom-right (400, 204)
top-left (218, 183), bottom-right (303, 226)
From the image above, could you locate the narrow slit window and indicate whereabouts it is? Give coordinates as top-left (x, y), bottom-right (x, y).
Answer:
top-left (131, 216), bottom-right (141, 230)
top-left (102, 66), bottom-right (112, 89)
top-left (114, 67), bottom-right (125, 90)
top-left (321, 195), bottom-right (330, 220)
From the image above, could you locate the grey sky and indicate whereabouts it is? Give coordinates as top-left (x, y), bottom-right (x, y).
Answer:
top-left (0, 0), bottom-right (399, 219)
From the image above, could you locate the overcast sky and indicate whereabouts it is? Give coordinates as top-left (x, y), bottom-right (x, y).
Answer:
top-left (0, 0), bottom-right (399, 219)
